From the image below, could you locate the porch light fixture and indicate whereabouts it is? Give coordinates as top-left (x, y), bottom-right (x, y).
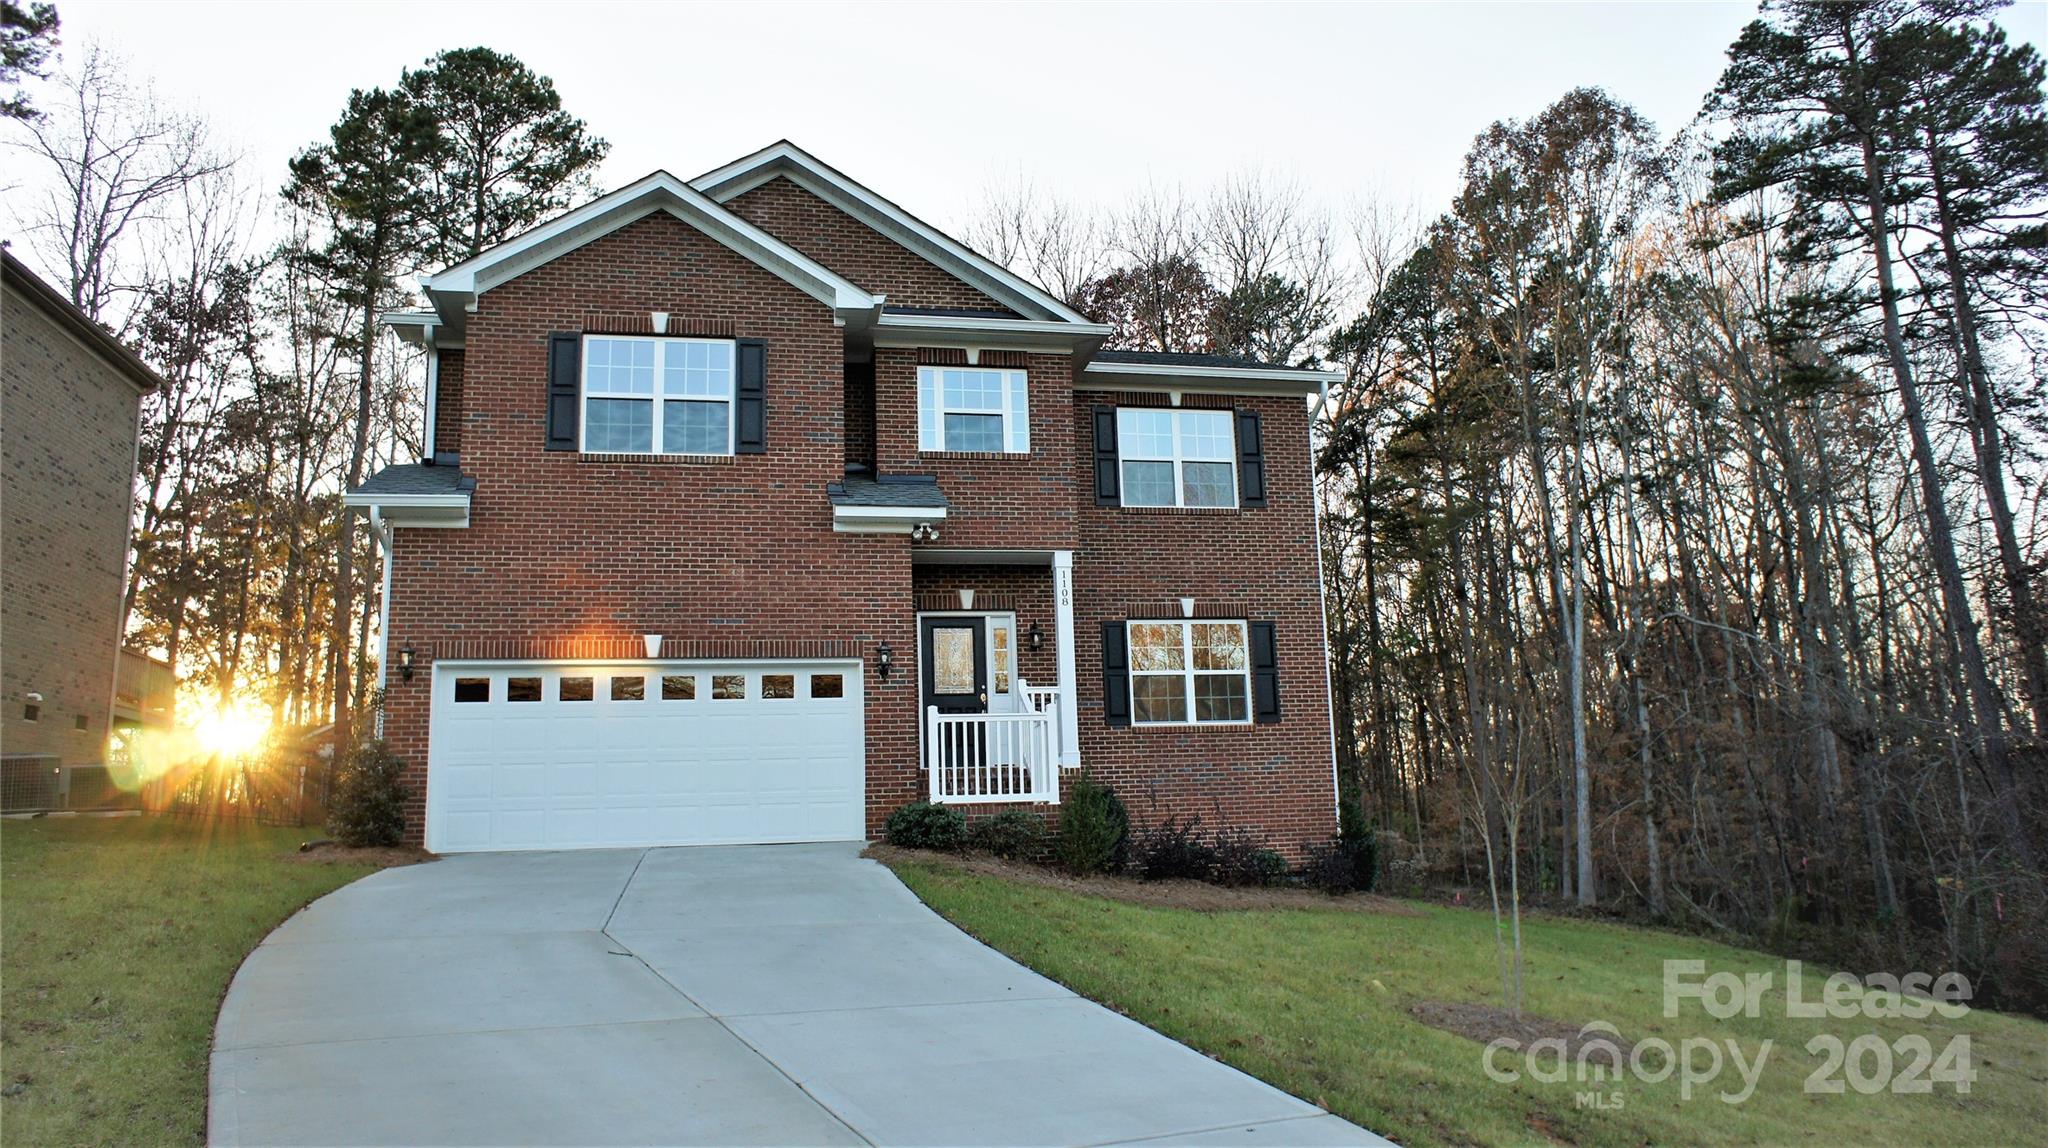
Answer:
top-left (398, 644), bottom-right (415, 682)
top-left (876, 641), bottom-right (894, 680)
top-left (1028, 621), bottom-right (1044, 652)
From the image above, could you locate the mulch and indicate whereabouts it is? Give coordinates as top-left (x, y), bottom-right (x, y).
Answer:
top-left (280, 840), bottom-right (437, 867)
top-left (863, 843), bottom-right (1420, 915)
top-left (1407, 998), bottom-right (1635, 1057)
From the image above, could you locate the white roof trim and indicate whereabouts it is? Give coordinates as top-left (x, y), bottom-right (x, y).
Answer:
top-left (870, 311), bottom-right (1110, 354)
top-left (421, 170), bottom-right (878, 318)
top-left (831, 504), bottom-right (949, 535)
top-left (341, 491), bottom-right (470, 528)
top-left (1082, 359), bottom-right (1343, 396)
top-left (691, 142), bottom-right (1091, 326)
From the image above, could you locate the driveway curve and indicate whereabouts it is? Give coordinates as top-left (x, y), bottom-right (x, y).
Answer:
top-left (210, 843), bottom-right (1384, 1147)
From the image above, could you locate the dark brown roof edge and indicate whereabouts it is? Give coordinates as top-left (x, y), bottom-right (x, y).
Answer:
top-left (2, 248), bottom-right (161, 393)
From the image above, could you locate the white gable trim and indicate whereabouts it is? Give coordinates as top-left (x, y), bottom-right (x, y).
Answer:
top-left (691, 142), bottom-right (1091, 327)
top-left (419, 171), bottom-right (878, 327)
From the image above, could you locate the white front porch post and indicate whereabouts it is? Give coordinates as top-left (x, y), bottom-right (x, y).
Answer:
top-left (1052, 550), bottom-right (1080, 766)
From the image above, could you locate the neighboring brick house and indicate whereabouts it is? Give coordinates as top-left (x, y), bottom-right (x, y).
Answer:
top-left (1, 250), bottom-right (158, 810)
top-left (349, 142), bottom-right (1342, 854)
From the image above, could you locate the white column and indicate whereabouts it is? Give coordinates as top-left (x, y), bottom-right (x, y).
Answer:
top-left (1052, 550), bottom-right (1080, 767)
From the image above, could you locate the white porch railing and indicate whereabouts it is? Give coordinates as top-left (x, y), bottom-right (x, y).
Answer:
top-left (926, 699), bottom-right (1059, 804)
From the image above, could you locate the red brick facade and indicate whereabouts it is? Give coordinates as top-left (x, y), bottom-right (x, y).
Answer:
top-left (382, 178), bottom-right (1337, 853)
top-left (724, 177), bottom-right (1016, 315)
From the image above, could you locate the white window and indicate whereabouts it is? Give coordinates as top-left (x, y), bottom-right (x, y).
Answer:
top-left (918, 366), bottom-right (1029, 453)
top-left (1117, 408), bottom-right (1237, 508)
top-left (1126, 620), bottom-right (1251, 725)
top-left (582, 336), bottom-right (735, 455)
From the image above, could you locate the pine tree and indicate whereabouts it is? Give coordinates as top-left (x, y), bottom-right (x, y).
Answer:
top-left (401, 47), bottom-right (609, 266)
top-left (284, 86), bottom-right (438, 753)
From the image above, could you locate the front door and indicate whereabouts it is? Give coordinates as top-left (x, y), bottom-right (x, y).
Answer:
top-left (921, 617), bottom-right (988, 715)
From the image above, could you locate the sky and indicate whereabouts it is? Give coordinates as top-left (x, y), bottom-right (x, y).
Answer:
top-left (16, 0), bottom-right (2048, 263)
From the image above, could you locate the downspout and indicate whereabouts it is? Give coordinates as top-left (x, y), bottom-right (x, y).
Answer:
top-left (1310, 380), bottom-right (1343, 824)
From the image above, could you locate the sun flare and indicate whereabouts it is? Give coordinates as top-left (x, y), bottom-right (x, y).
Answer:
top-left (193, 705), bottom-right (270, 758)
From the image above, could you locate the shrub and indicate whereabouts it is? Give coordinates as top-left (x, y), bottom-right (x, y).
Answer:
top-left (1338, 798), bottom-right (1380, 893)
top-left (1211, 826), bottom-right (1288, 887)
top-left (1134, 814), bottom-right (1218, 881)
top-left (1300, 839), bottom-right (1359, 894)
top-left (967, 809), bottom-right (1045, 859)
top-left (1300, 818), bottom-right (1380, 895)
top-left (885, 801), bottom-right (967, 851)
top-left (328, 740), bottom-right (410, 848)
top-left (1055, 771), bottom-right (1128, 875)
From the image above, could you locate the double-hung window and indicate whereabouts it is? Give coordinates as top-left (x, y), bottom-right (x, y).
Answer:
top-left (1117, 408), bottom-right (1236, 507)
top-left (918, 366), bottom-right (1029, 453)
top-left (582, 335), bottom-right (735, 455)
top-left (1126, 620), bottom-right (1251, 724)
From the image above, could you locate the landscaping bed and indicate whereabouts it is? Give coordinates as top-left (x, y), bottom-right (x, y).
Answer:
top-left (1, 815), bottom-right (411, 1145)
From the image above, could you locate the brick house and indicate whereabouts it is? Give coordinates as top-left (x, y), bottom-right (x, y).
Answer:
top-left (1, 250), bottom-right (159, 809)
top-left (349, 142), bottom-right (1342, 854)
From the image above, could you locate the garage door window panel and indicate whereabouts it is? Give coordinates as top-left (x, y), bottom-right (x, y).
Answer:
top-left (454, 678), bottom-right (490, 703)
top-left (810, 673), bottom-right (844, 699)
top-left (611, 675), bottom-right (645, 701)
top-left (507, 677), bottom-right (542, 702)
top-left (560, 677), bottom-right (594, 702)
top-left (713, 674), bottom-right (746, 700)
top-left (661, 674), bottom-right (696, 700)
top-left (763, 674), bottom-right (795, 699)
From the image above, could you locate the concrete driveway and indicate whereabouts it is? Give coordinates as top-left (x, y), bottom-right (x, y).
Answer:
top-left (210, 843), bottom-right (1384, 1147)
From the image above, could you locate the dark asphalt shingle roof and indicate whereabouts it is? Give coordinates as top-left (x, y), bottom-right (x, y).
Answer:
top-left (1091, 349), bottom-right (1322, 372)
top-left (827, 474), bottom-right (950, 510)
top-left (353, 463), bottom-right (476, 496)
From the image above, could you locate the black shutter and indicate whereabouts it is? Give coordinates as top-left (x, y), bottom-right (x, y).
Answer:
top-left (1101, 620), bottom-right (1131, 727)
top-left (1093, 405), bottom-right (1120, 506)
top-left (1250, 621), bottom-right (1280, 724)
top-left (1236, 409), bottom-right (1266, 507)
top-left (735, 338), bottom-right (767, 454)
top-left (545, 332), bottom-right (580, 451)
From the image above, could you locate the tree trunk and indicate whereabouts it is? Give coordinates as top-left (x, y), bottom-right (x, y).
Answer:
top-left (1846, 31), bottom-right (2038, 880)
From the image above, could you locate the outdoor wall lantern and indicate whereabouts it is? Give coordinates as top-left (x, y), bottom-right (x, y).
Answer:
top-left (398, 643), bottom-right (415, 681)
top-left (1028, 620), bottom-right (1044, 652)
top-left (877, 641), bottom-right (894, 680)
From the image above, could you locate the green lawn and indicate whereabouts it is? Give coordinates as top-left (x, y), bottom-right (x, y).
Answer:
top-left (887, 857), bottom-right (2048, 1147)
top-left (1, 815), bottom-right (383, 1146)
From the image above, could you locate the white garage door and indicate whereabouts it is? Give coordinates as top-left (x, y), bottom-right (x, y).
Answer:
top-left (426, 661), bottom-right (864, 853)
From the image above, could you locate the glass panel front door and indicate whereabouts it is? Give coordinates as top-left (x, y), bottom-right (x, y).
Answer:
top-left (920, 617), bottom-right (988, 715)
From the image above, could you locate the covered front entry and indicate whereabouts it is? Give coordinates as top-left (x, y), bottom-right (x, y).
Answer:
top-left (426, 660), bottom-right (864, 852)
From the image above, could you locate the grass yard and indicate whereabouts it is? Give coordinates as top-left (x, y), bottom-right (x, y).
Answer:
top-left (1, 815), bottom-right (386, 1146)
top-left (887, 857), bottom-right (2048, 1147)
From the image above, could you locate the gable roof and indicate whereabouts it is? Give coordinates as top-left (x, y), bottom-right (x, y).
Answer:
top-left (691, 141), bottom-right (1091, 326)
top-left (401, 170), bottom-right (882, 345)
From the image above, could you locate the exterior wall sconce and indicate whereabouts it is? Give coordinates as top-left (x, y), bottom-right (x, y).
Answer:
top-left (1028, 620), bottom-right (1044, 652)
top-left (876, 641), bottom-right (894, 680)
top-left (398, 644), bottom-right (415, 681)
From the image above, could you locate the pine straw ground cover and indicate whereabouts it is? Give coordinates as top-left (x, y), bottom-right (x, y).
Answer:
top-left (881, 849), bottom-right (2048, 1147)
top-left (1, 814), bottom-right (415, 1145)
